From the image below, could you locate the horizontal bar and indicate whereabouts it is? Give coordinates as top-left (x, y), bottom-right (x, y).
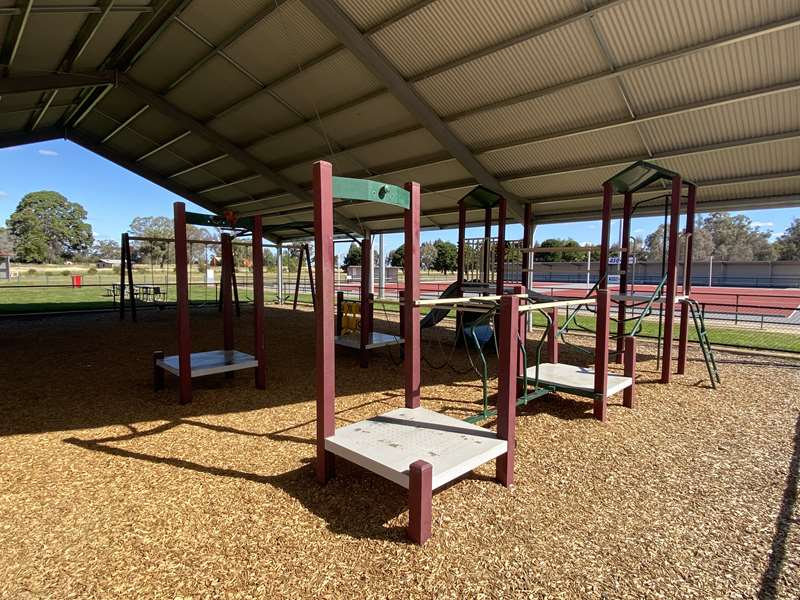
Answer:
top-left (519, 298), bottom-right (596, 312)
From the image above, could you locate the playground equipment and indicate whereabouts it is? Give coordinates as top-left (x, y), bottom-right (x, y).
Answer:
top-left (118, 233), bottom-right (257, 321)
top-left (603, 161), bottom-right (719, 387)
top-left (291, 243), bottom-right (316, 310)
top-left (313, 162), bottom-right (519, 544)
top-left (152, 204), bottom-right (265, 404)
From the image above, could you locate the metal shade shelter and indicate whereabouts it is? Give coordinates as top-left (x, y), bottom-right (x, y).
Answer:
top-left (0, 0), bottom-right (798, 241)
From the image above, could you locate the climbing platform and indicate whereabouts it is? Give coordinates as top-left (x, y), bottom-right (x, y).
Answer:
top-left (324, 406), bottom-right (507, 489)
top-left (156, 350), bottom-right (258, 377)
top-left (524, 362), bottom-right (632, 396)
top-left (334, 332), bottom-right (404, 350)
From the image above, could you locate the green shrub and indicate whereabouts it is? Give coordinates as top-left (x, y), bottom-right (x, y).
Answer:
top-left (61, 269), bottom-right (71, 276)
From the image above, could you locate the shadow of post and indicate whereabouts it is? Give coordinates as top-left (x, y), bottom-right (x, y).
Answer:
top-left (758, 413), bottom-right (800, 599)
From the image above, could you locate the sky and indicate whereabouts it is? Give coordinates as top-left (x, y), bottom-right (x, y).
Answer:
top-left (1, 139), bottom-right (795, 256)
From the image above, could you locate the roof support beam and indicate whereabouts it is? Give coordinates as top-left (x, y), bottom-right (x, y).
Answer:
top-left (0, 0), bottom-right (34, 76)
top-left (0, 127), bottom-right (63, 149)
top-left (0, 5), bottom-right (151, 16)
top-left (116, 73), bottom-right (363, 235)
top-left (0, 71), bottom-right (117, 95)
top-left (302, 0), bottom-right (527, 223)
top-left (66, 129), bottom-right (282, 244)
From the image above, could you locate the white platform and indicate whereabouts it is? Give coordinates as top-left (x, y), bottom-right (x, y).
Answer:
top-left (335, 331), bottom-right (404, 350)
top-left (324, 407), bottom-right (507, 490)
top-left (524, 362), bottom-right (632, 396)
top-left (157, 350), bottom-right (258, 378)
top-left (612, 293), bottom-right (688, 305)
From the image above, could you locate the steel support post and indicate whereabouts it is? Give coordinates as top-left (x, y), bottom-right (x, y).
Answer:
top-left (252, 216), bottom-right (266, 389)
top-left (677, 184), bottom-right (696, 375)
top-left (661, 176), bottom-right (682, 384)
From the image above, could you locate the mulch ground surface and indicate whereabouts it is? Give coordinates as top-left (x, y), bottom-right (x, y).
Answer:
top-left (1, 306), bottom-right (798, 599)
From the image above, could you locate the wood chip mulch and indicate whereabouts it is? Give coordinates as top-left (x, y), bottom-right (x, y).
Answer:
top-left (1, 306), bottom-right (798, 599)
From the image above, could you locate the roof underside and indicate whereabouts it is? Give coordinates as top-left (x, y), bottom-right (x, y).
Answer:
top-left (0, 0), bottom-right (798, 241)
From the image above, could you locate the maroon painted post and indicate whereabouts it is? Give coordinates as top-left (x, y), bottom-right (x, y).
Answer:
top-left (593, 289), bottom-right (610, 422)
top-left (359, 235), bottom-right (372, 368)
top-left (222, 234), bottom-right (235, 379)
top-left (153, 351), bottom-right (164, 391)
top-left (313, 161), bottom-right (336, 483)
top-left (404, 181), bottom-right (421, 409)
top-left (615, 191), bottom-right (633, 363)
top-left (661, 176), bottom-right (682, 384)
top-left (623, 336), bottom-right (636, 409)
top-left (173, 202), bottom-right (192, 404)
top-left (408, 460), bottom-right (432, 544)
top-left (677, 184), bottom-right (696, 375)
top-left (496, 294), bottom-right (519, 487)
top-left (252, 215), bottom-right (265, 389)
top-left (522, 203), bottom-right (532, 287)
top-left (547, 308), bottom-right (559, 363)
top-left (495, 197), bottom-right (507, 296)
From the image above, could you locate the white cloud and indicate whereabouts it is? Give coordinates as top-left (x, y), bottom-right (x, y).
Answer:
top-left (751, 221), bottom-right (773, 228)
top-left (38, 149), bottom-right (59, 156)
top-left (633, 228), bottom-right (644, 233)
top-left (0, 190), bottom-right (7, 197)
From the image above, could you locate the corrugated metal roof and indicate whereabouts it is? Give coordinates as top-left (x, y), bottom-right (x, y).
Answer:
top-left (0, 0), bottom-right (797, 240)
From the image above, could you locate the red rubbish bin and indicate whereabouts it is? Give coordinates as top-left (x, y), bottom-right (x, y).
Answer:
top-left (71, 274), bottom-right (82, 288)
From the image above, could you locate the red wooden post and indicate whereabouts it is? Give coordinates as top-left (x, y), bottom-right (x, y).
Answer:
top-left (174, 202), bottom-right (192, 404)
top-left (496, 294), bottom-right (519, 487)
top-left (408, 460), bottom-right (432, 544)
top-left (404, 181), bottom-right (421, 409)
top-left (252, 215), bottom-right (265, 389)
top-left (615, 191), bottom-right (633, 363)
top-left (522, 203), bottom-right (532, 287)
top-left (495, 197), bottom-right (507, 296)
top-left (623, 336), bottom-right (636, 409)
top-left (599, 182), bottom-right (613, 288)
top-left (313, 161), bottom-right (336, 483)
top-left (662, 176), bottom-right (682, 384)
top-left (359, 234), bottom-right (372, 368)
top-left (547, 308), bottom-right (559, 363)
top-left (677, 184), bottom-right (696, 375)
top-left (593, 289), bottom-right (610, 422)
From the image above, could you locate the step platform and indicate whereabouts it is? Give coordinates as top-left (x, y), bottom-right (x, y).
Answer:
top-left (523, 362), bottom-right (632, 397)
top-left (156, 350), bottom-right (258, 378)
top-left (324, 406), bottom-right (507, 490)
top-left (335, 331), bottom-right (404, 350)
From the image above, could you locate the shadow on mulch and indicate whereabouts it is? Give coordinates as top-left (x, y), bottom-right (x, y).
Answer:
top-left (758, 413), bottom-right (800, 599)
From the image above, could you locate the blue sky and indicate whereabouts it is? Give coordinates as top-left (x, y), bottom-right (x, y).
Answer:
top-left (1, 139), bottom-right (794, 254)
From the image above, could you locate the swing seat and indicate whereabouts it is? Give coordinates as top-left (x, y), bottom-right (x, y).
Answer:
top-left (468, 324), bottom-right (494, 347)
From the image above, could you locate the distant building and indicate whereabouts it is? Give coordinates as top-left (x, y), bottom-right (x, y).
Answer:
top-left (96, 258), bottom-right (122, 269)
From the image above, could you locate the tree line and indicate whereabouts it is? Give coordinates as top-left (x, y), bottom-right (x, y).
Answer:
top-left (3, 191), bottom-right (800, 266)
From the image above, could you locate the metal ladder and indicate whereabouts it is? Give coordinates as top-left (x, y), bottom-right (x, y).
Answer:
top-left (684, 299), bottom-right (721, 389)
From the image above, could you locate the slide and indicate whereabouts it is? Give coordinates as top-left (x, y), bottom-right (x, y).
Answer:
top-left (420, 281), bottom-right (462, 329)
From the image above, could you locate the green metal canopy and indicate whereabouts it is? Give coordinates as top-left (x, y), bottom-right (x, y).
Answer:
top-left (459, 185), bottom-right (504, 209)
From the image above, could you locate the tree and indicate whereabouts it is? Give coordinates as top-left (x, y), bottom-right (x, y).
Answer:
top-left (701, 212), bottom-right (774, 261)
top-left (129, 216), bottom-right (172, 267)
top-left (0, 227), bottom-right (13, 256)
top-left (533, 238), bottom-right (586, 262)
top-left (431, 239), bottom-right (457, 274)
top-left (389, 244), bottom-right (404, 267)
top-left (420, 241), bottom-right (436, 271)
top-left (6, 191), bottom-right (93, 263)
top-left (91, 239), bottom-right (121, 260)
top-left (775, 218), bottom-right (800, 261)
top-left (341, 242), bottom-right (362, 271)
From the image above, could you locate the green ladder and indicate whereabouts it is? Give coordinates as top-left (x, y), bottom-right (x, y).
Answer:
top-left (684, 299), bottom-right (721, 389)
